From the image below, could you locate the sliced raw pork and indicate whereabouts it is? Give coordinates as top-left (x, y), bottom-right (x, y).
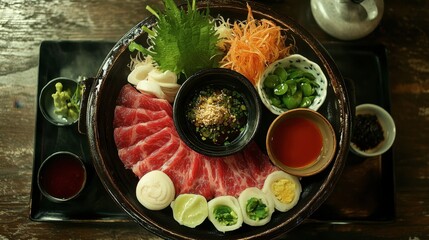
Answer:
top-left (113, 84), bottom-right (278, 199)
top-left (114, 115), bottom-right (174, 149)
top-left (116, 84), bottom-right (173, 116)
top-left (113, 106), bottom-right (169, 128)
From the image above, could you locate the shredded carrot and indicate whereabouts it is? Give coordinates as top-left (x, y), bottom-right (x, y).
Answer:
top-left (219, 4), bottom-right (293, 85)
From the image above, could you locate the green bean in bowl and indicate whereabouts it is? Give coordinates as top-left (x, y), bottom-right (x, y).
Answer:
top-left (257, 54), bottom-right (327, 115)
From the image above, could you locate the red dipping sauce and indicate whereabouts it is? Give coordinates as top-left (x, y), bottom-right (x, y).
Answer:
top-left (270, 117), bottom-right (323, 168)
top-left (38, 152), bottom-right (86, 201)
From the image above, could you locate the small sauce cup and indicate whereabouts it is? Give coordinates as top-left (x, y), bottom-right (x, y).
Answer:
top-left (37, 152), bottom-right (87, 202)
top-left (266, 109), bottom-right (336, 177)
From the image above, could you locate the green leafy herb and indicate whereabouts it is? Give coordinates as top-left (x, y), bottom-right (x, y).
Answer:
top-left (130, 0), bottom-right (221, 78)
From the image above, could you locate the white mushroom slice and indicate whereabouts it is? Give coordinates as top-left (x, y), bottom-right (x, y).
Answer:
top-left (262, 171), bottom-right (302, 212)
top-left (127, 64), bottom-right (155, 85)
top-left (148, 68), bottom-right (178, 84)
top-left (238, 187), bottom-right (275, 226)
top-left (171, 194), bottom-right (208, 228)
top-left (136, 170), bottom-right (175, 210)
top-left (208, 196), bottom-right (243, 232)
top-left (136, 80), bottom-right (166, 100)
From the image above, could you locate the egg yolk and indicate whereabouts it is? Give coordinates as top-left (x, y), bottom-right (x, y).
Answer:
top-left (271, 179), bottom-right (295, 204)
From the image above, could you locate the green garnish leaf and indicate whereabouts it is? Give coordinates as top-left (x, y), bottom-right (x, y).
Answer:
top-left (135, 0), bottom-right (221, 78)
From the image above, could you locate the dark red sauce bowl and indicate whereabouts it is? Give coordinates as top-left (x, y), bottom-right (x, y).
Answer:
top-left (37, 152), bottom-right (87, 202)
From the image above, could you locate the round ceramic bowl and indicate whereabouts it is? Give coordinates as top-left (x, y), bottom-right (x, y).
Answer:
top-left (173, 68), bottom-right (261, 157)
top-left (350, 103), bottom-right (396, 157)
top-left (37, 151), bottom-right (87, 202)
top-left (257, 54), bottom-right (328, 115)
top-left (266, 108), bottom-right (336, 177)
top-left (39, 77), bottom-right (79, 126)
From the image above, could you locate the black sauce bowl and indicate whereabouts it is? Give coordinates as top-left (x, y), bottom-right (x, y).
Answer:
top-left (173, 68), bottom-right (262, 157)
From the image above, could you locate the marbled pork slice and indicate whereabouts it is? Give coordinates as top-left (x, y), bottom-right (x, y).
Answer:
top-left (202, 156), bottom-right (228, 197)
top-left (166, 149), bottom-right (214, 199)
top-left (116, 84), bottom-right (173, 116)
top-left (113, 106), bottom-right (169, 128)
top-left (160, 143), bottom-right (202, 196)
top-left (243, 141), bottom-right (279, 189)
top-left (114, 115), bottom-right (174, 149)
top-left (219, 152), bottom-right (259, 197)
top-left (117, 127), bottom-right (172, 168)
top-left (132, 129), bottom-right (181, 178)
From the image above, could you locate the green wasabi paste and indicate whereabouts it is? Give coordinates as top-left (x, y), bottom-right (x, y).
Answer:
top-left (51, 82), bottom-right (82, 121)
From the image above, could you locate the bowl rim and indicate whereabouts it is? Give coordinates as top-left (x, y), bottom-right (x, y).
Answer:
top-left (350, 103), bottom-right (396, 157)
top-left (266, 108), bottom-right (337, 177)
top-left (173, 68), bottom-right (262, 157)
top-left (257, 54), bottom-right (328, 115)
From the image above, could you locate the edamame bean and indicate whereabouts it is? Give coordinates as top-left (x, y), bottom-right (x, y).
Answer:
top-left (262, 64), bottom-right (319, 110)
top-left (264, 74), bottom-right (279, 88)
top-left (274, 83), bottom-right (288, 95)
top-left (282, 91), bottom-right (302, 109)
top-left (270, 96), bottom-right (282, 108)
top-left (274, 66), bottom-right (288, 82)
top-left (300, 96), bottom-right (315, 107)
top-left (301, 82), bottom-right (313, 96)
top-left (286, 80), bottom-right (297, 95)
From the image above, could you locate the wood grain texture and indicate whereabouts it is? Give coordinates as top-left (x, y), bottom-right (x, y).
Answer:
top-left (1, 0), bottom-right (429, 239)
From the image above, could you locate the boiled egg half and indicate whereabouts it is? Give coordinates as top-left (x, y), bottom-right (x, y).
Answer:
top-left (262, 171), bottom-right (302, 212)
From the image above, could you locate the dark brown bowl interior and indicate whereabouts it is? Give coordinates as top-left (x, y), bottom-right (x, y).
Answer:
top-left (85, 0), bottom-right (351, 239)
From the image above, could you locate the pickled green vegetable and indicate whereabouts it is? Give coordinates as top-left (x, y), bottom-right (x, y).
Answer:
top-left (213, 205), bottom-right (238, 226)
top-left (246, 198), bottom-right (269, 221)
top-left (262, 64), bottom-right (319, 110)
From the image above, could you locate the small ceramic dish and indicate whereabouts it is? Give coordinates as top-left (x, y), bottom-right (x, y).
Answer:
top-left (37, 151), bottom-right (87, 202)
top-left (173, 68), bottom-right (261, 157)
top-left (257, 54), bottom-right (328, 115)
top-left (266, 108), bottom-right (336, 177)
top-left (39, 77), bottom-right (80, 126)
top-left (350, 103), bottom-right (396, 157)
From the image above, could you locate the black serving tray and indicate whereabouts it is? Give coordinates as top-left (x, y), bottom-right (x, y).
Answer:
top-left (30, 41), bottom-right (394, 223)
top-left (309, 43), bottom-right (395, 222)
top-left (30, 41), bottom-right (130, 222)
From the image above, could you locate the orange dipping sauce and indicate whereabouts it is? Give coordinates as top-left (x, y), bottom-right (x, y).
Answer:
top-left (270, 117), bottom-right (323, 168)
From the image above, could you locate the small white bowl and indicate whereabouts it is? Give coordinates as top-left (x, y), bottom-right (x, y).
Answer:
top-left (350, 104), bottom-right (396, 157)
top-left (257, 54), bottom-right (328, 115)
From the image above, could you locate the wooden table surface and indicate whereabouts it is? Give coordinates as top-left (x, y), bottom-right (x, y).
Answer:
top-left (1, 0), bottom-right (428, 239)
